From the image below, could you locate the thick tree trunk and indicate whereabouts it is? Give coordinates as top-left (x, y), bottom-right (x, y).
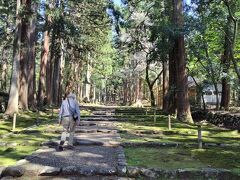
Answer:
top-left (220, 17), bottom-right (231, 110)
top-left (163, 60), bottom-right (169, 112)
top-left (27, 1), bottom-right (36, 109)
top-left (168, 49), bottom-right (177, 114)
top-left (46, 51), bottom-right (53, 105)
top-left (19, 13), bottom-right (29, 110)
top-left (46, 28), bottom-right (57, 105)
top-left (173, 0), bottom-right (193, 123)
top-left (51, 38), bottom-right (61, 105)
top-left (52, 58), bottom-right (60, 105)
top-left (221, 78), bottom-right (230, 110)
top-left (38, 27), bottom-right (50, 107)
top-left (58, 39), bottom-right (65, 104)
top-left (5, 0), bottom-right (22, 115)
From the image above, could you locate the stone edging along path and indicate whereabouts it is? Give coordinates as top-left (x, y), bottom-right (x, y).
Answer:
top-left (126, 166), bottom-right (240, 179)
top-left (121, 141), bottom-right (240, 148)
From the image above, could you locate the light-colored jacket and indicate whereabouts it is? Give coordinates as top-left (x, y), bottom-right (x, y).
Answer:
top-left (59, 93), bottom-right (80, 122)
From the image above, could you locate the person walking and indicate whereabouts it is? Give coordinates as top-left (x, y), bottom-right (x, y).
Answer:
top-left (58, 92), bottom-right (80, 151)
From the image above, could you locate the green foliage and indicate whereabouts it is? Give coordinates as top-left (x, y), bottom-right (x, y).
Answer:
top-left (186, 0), bottom-right (240, 90)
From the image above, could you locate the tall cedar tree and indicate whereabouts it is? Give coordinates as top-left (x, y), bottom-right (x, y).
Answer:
top-left (173, 0), bottom-right (193, 123)
top-left (5, 0), bottom-right (22, 115)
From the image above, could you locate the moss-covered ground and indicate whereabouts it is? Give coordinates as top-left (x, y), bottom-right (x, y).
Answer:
top-left (117, 115), bottom-right (240, 145)
top-left (125, 146), bottom-right (240, 171)
top-left (116, 114), bottom-right (240, 173)
top-left (0, 110), bottom-right (59, 166)
top-left (0, 109), bottom-right (91, 166)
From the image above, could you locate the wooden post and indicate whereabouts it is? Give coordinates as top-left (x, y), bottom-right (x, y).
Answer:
top-left (12, 113), bottom-right (16, 131)
top-left (36, 109), bottom-right (40, 126)
top-left (168, 115), bottom-right (172, 130)
top-left (51, 104), bottom-right (53, 118)
top-left (154, 107), bottom-right (156, 124)
top-left (198, 125), bottom-right (202, 149)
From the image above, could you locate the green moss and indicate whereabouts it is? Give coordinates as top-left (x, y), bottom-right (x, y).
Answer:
top-left (192, 147), bottom-right (240, 169)
top-left (118, 116), bottom-right (240, 145)
top-left (0, 110), bottom-right (59, 166)
top-left (125, 147), bottom-right (206, 169)
top-left (125, 146), bottom-right (240, 171)
top-left (0, 145), bottom-right (38, 166)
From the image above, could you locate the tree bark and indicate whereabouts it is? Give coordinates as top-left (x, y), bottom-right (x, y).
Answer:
top-left (84, 54), bottom-right (92, 102)
top-left (51, 38), bottom-right (61, 105)
top-left (168, 47), bottom-right (177, 114)
top-left (5, 0), bottom-right (22, 115)
top-left (123, 79), bottom-right (128, 105)
top-left (173, 0), bottom-right (193, 123)
top-left (27, 0), bottom-right (36, 109)
top-left (135, 75), bottom-right (143, 105)
top-left (38, 17), bottom-right (50, 107)
top-left (220, 17), bottom-right (231, 110)
top-left (145, 62), bottom-right (155, 106)
top-left (46, 43), bottom-right (53, 105)
top-left (1, 48), bottom-right (8, 91)
top-left (58, 39), bottom-right (65, 104)
top-left (139, 77), bottom-right (143, 101)
top-left (18, 11), bottom-right (29, 110)
top-left (45, 1), bottom-right (55, 105)
top-left (163, 60), bottom-right (169, 112)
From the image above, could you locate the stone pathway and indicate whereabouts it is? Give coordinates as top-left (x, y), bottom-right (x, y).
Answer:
top-left (1, 120), bottom-right (128, 179)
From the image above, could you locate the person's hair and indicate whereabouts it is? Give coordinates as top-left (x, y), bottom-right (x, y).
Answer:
top-left (65, 81), bottom-right (73, 95)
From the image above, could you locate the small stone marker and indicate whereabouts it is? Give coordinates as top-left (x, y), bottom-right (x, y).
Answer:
top-left (168, 115), bottom-right (171, 130)
top-left (197, 125), bottom-right (202, 149)
top-left (12, 113), bottom-right (16, 131)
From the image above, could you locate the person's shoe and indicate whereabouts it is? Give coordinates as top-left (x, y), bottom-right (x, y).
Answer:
top-left (57, 145), bottom-right (63, 151)
top-left (60, 141), bottom-right (64, 146)
top-left (66, 144), bottom-right (74, 149)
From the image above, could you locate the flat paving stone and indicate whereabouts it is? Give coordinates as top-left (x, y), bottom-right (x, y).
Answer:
top-left (75, 133), bottom-right (121, 146)
top-left (25, 146), bottom-right (119, 171)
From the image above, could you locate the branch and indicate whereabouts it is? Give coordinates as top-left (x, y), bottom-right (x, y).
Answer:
top-left (150, 70), bottom-right (163, 87)
top-left (223, 0), bottom-right (237, 22)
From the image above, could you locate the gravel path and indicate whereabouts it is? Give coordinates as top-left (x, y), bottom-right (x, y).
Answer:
top-left (26, 146), bottom-right (118, 170)
top-left (11, 121), bottom-right (127, 178)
